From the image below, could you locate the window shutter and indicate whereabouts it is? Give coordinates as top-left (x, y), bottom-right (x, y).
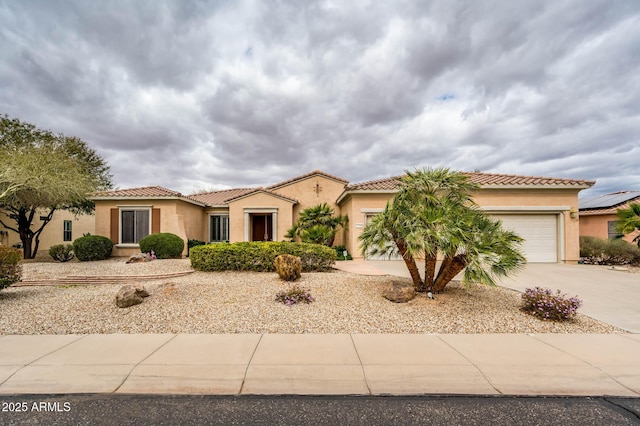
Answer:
top-left (152, 208), bottom-right (161, 234)
top-left (110, 209), bottom-right (119, 243)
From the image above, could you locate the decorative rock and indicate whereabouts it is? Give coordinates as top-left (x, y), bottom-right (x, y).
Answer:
top-left (126, 253), bottom-right (152, 264)
top-left (382, 280), bottom-right (416, 303)
top-left (115, 284), bottom-right (149, 308)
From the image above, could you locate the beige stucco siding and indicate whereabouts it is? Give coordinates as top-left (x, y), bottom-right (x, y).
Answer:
top-left (580, 213), bottom-right (640, 244)
top-left (94, 199), bottom-right (199, 257)
top-left (340, 188), bottom-right (584, 263)
top-left (0, 210), bottom-right (94, 256)
top-left (227, 193), bottom-right (295, 242)
top-left (272, 175), bottom-right (348, 246)
top-left (176, 201), bottom-right (207, 242)
top-left (339, 193), bottom-right (395, 258)
top-left (472, 188), bottom-right (580, 263)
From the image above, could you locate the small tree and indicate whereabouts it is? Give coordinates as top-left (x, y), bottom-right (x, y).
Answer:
top-left (616, 202), bottom-right (640, 247)
top-left (286, 203), bottom-right (348, 246)
top-left (360, 168), bottom-right (526, 293)
top-left (0, 115), bottom-right (112, 258)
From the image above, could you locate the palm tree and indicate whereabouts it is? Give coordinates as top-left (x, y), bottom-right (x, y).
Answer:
top-left (616, 202), bottom-right (640, 247)
top-left (286, 203), bottom-right (348, 246)
top-left (359, 167), bottom-right (526, 293)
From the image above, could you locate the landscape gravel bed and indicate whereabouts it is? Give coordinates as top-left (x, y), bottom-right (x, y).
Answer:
top-left (0, 260), bottom-right (624, 335)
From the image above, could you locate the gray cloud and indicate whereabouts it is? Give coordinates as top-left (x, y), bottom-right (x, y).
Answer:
top-left (1, 0), bottom-right (638, 198)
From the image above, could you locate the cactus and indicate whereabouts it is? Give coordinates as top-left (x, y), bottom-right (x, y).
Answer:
top-left (274, 254), bottom-right (302, 281)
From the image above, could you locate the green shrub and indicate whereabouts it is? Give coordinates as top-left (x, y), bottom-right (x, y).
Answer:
top-left (334, 245), bottom-right (353, 261)
top-left (0, 246), bottom-right (22, 290)
top-left (73, 235), bottom-right (113, 261)
top-left (274, 254), bottom-right (302, 281)
top-left (604, 239), bottom-right (640, 265)
top-left (580, 236), bottom-right (640, 265)
top-left (49, 244), bottom-right (75, 262)
top-left (190, 242), bottom-right (336, 272)
top-left (187, 239), bottom-right (206, 257)
top-left (139, 233), bottom-right (185, 259)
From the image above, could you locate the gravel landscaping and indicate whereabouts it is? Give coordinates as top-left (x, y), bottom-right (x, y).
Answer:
top-left (0, 259), bottom-right (624, 334)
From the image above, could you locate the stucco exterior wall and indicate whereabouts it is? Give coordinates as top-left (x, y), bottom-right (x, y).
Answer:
top-left (176, 201), bottom-right (207, 242)
top-left (227, 193), bottom-right (295, 242)
top-left (339, 193), bottom-right (395, 258)
top-left (339, 188), bottom-right (585, 263)
top-left (94, 199), bottom-right (200, 257)
top-left (580, 213), bottom-right (640, 244)
top-left (0, 210), bottom-right (94, 257)
top-left (271, 176), bottom-right (348, 246)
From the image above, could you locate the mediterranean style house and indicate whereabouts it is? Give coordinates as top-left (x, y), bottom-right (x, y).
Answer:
top-left (90, 169), bottom-right (594, 263)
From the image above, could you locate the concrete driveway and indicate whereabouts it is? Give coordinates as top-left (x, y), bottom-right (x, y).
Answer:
top-left (365, 261), bottom-right (640, 333)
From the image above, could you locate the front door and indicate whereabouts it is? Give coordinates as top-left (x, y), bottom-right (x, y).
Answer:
top-left (251, 214), bottom-right (273, 241)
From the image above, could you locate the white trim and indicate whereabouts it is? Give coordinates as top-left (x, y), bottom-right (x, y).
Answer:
top-left (116, 243), bottom-right (140, 248)
top-left (360, 208), bottom-right (385, 213)
top-left (243, 208), bottom-right (278, 242)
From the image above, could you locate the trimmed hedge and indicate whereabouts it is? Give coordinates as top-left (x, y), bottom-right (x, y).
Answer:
top-left (73, 235), bottom-right (113, 261)
top-left (190, 242), bottom-right (336, 272)
top-left (139, 233), bottom-right (184, 259)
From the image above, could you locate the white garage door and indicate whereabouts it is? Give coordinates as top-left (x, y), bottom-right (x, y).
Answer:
top-left (491, 214), bottom-right (558, 263)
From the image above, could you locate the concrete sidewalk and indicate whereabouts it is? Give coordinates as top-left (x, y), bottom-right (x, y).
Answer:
top-left (1, 333), bottom-right (638, 396)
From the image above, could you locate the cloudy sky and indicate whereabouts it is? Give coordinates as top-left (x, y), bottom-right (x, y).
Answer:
top-left (1, 0), bottom-right (638, 196)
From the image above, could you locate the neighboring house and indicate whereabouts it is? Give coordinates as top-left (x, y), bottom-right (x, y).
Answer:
top-left (90, 169), bottom-right (594, 263)
top-left (0, 210), bottom-right (95, 254)
top-left (579, 191), bottom-right (640, 243)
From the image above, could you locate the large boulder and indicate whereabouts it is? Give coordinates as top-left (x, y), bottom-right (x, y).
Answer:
top-left (116, 284), bottom-right (150, 308)
top-left (382, 280), bottom-right (416, 303)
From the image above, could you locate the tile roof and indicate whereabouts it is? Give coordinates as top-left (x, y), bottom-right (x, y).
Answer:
top-left (579, 191), bottom-right (640, 215)
top-left (344, 172), bottom-right (595, 191)
top-left (224, 187), bottom-right (299, 204)
top-left (92, 186), bottom-right (184, 198)
top-left (267, 169), bottom-right (349, 190)
top-left (189, 188), bottom-right (255, 206)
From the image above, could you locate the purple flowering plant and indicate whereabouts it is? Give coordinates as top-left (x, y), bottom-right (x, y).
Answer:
top-left (521, 287), bottom-right (583, 321)
top-left (275, 285), bottom-right (314, 306)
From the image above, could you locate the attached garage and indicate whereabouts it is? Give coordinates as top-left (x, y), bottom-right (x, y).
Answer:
top-left (490, 214), bottom-right (559, 263)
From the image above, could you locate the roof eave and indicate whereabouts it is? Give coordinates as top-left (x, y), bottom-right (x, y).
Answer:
top-left (90, 195), bottom-right (206, 207)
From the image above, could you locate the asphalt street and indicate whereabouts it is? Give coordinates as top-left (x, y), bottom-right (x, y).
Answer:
top-left (1, 395), bottom-right (639, 425)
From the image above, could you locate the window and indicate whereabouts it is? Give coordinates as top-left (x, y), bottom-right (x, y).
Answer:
top-left (210, 215), bottom-right (229, 242)
top-left (121, 209), bottom-right (150, 244)
top-left (63, 220), bottom-right (72, 242)
top-left (608, 221), bottom-right (622, 240)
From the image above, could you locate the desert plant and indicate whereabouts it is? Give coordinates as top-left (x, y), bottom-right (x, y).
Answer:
top-left (286, 203), bottom-right (348, 246)
top-left (73, 234), bottom-right (113, 261)
top-left (521, 287), bottom-right (582, 321)
top-left (616, 202), bottom-right (640, 247)
top-left (275, 284), bottom-right (314, 306)
top-left (360, 167), bottom-right (525, 293)
top-left (274, 254), bottom-right (302, 281)
top-left (49, 244), bottom-right (75, 262)
top-left (139, 233), bottom-right (184, 259)
top-left (0, 246), bottom-right (22, 290)
top-left (580, 236), bottom-right (640, 265)
top-left (189, 241), bottom-right (336, 272)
